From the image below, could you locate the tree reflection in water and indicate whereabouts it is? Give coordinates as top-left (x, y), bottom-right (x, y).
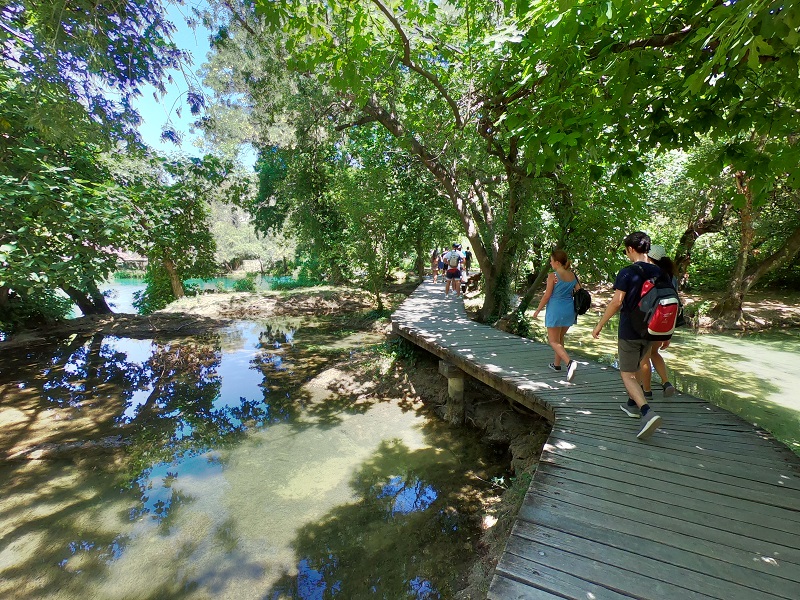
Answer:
top-left (267, 437), bottom-right (490, 599)
top-left (0, 318), bottom-right (504, 600)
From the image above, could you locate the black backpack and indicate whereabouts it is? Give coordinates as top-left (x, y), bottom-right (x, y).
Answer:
top-left (572, 275), bottom-right (591, 315)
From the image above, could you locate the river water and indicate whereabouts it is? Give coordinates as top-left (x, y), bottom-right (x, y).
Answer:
top-left (0, 319), bottom-right (506, 599)
top-left (82, 276), bottom-right (282, 316)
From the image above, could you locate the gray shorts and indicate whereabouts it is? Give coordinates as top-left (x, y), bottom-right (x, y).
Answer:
top-left (618, 339), bottom-right (654, 372)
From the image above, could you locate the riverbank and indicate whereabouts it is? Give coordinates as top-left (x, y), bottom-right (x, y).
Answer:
top-left (0, 286), bottom-right (397, 351)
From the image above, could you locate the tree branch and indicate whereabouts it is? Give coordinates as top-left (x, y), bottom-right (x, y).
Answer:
top-left (335, 115), bottom-right (379, 131)
top-left (221, 0), bottom-right (259, 37)
top-left (742, 223), bottom-right (800, 291)
top-left (608, 26), bottom-right (692, 56)
top-left (371, 0), bottom-right (463, 129)
top-left (361, 97), bottom-right (492, 266)
top-left (476, 114), bottom-right (529, 178)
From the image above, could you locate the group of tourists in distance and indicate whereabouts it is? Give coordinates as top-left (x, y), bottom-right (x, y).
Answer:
top-left (430, 244), bottom-right (473, 297)
top-left (431, 231), bottom-right (681, 441)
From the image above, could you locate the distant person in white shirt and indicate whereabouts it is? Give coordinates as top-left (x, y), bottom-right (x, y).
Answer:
top-left (442, 243), bottom-right (465, 297)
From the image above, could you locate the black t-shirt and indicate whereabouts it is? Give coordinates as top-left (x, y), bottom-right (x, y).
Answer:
top-left (464, 251), bottom-right (472, 261)
top-left (613, 261), bottom-right (663, 340)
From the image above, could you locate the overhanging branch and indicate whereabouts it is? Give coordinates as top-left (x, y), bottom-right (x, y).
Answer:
top-left (335, 115), bottom-right (379, 131)
top-left (372, 0), bottom-right (463, 129)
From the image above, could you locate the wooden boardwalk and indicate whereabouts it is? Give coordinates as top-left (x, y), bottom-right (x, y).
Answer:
top-left (392, 281), bottom-right (800, 600)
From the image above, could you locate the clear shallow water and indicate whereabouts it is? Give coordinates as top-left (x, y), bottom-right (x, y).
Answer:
top-left (0, 320), bottom-right (504, 599)
top-left (73, 275), bottom-right (294, 317)
top-left (531, 317), bottom-right (800, 453)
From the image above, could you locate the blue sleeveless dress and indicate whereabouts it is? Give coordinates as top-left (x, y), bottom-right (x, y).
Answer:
top-left (545, 274), bottom-right (578, 327)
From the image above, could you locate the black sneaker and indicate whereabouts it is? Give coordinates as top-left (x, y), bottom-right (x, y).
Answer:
top-left (566, 360), bottom-right (578, 382)
top-left (637, 412), bottom-right (662, 440)
top-left (548, 363), bottom-right (562, 371)
top-left (663, 382), bottom-right (676, 397)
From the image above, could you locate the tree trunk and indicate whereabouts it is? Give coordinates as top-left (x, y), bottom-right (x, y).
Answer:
top-left (329, 261), bottom-right (346, 285)
top-left (709, 174), bottom-right (755, 324)
top-left (515, 258), bottom-right (550, 314)
top-left (63, 287), bottom-right (95, 316)
top-left (741, 222), bottom-right (800, 290)
top-left (0, 286), bottom-right (10, 310)
top-left (674, 201), bottom-right (731, 289)
top-left (63, 285), bottom-right (112, 316)
top-left (512, 179), bottom-right (573, 317)
top-left (162, 257), bottom-right (185, 299)
top-left (477, 252), bottom-right (514, 321)
top-left (364, 98), bottom-right (510, 321)
top-left (87, 281), bottom-right (112, 314)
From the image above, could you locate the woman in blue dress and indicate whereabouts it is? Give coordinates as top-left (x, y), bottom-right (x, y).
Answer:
top-left (532, 250), bottom-right (580, 382)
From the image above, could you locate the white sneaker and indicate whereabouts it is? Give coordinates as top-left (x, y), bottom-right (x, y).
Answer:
top-left (566, 360), bottom-right (577, 382)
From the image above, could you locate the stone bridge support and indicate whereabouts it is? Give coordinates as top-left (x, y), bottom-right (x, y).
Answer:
top-left (439, 360), bottom-right (465, 425)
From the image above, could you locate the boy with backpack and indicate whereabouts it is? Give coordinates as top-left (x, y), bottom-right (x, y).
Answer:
top-left (591, 232), bottom-right (678, 440)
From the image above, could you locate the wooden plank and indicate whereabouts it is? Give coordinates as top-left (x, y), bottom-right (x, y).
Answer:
top-left (547, 429), bottom-right (800, 490)
top-left (521, 483), bottom-right (800, 586)
top-left (540, 445), bottom-right (800, 511)
top-left (520, 482), bottom-right (800, 565)
top-left (553, 410), bottom-right (757, 431)
top-left (536, 456), bottom-right (800, 525)
top-left (549, 426), bottom-right (800, 472)
top-left (492, 551), bottom-right (635, 600)
top-left (503, 533), bottom-right (720, 600)
top-left (487, 574), bottom-right (574, 600)
top-left (533, 470), bottom-right (799, 549)
top-left (555, 413), bottom-right (787, 446)
top-left (512, 520), bottom-right (795, 599)
top-left (557, 416), bottom-right (787, 450)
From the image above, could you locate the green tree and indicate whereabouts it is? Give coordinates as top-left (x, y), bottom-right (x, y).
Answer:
top-left (201, 1), bottom-right (563, 319)
top-left (335, 126), bottom-right (444, 308)
top-left (107, 153), bottom-right (246, 309)
top-left (1, 0), bottom-right (187, 145)
top-left (200, 0), bottom-right (799, 322)
top-left (0, 73), bottom-right (140, 327)
top-left (0, 0), bottom-right (212, 328)
top-left (210, 201), bottom-right (296, 273)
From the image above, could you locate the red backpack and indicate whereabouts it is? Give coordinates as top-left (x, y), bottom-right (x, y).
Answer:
top-left (631, 264), bottom-right (681, 340)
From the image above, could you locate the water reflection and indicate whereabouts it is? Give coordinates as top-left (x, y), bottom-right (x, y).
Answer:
top-left (0, 319), bottom-right (503, 599)
top-left (376, 475), bottom-right (438, 517)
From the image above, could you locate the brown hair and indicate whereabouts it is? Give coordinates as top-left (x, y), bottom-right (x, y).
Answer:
top-left (551, 249), bottom-right (570, 269)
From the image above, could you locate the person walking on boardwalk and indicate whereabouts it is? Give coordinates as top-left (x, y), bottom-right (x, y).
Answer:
top-left (430, 248), bottom-right (441, 284)
top-left (464, 247), bottom-right (473, 275)
top-left (641, 244), bottom-right (678, 400)
top-left (532, 249), bottom-right (579, 382)
top-left (442, 243), bottom-right (465, 297)
top-left (592, 232), bottom-right (663, 440)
